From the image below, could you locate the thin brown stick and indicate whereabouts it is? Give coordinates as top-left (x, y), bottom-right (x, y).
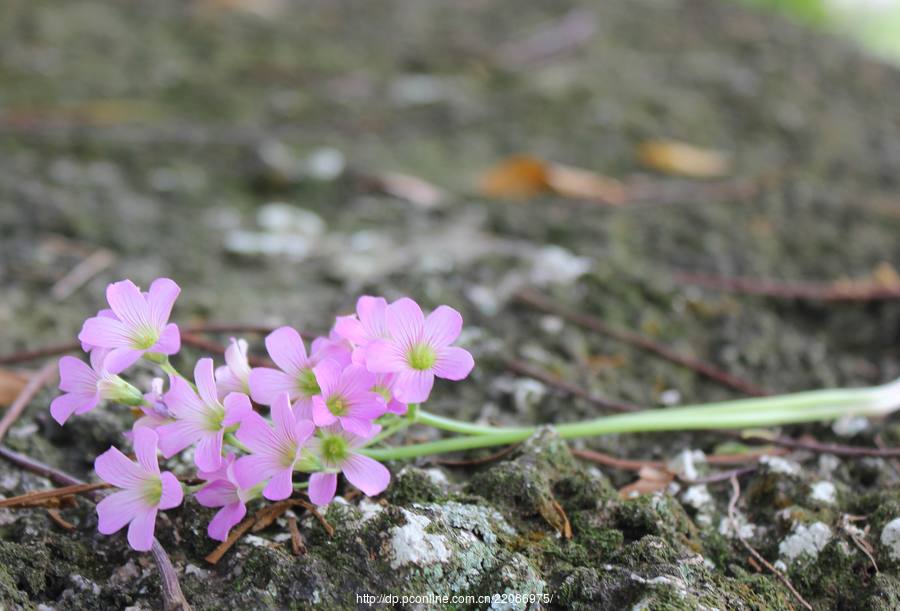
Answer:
top-left (180, 333), bottom-right (273, 367)
top-left (728, 476), bottom-right (813, 610)
top-left (571, 448), bottom-right (665, 471)
top-left (0, 446), bottom-right (85, 487)
top-left (505, 359), bottom-right (640, 412)
top-left (514, 288), bottom-right (770, 396)
top-left (747, 434), bottom-right (900, 458)
top-left (151, 538), bottom-right (193, 611)
top-left (0, 482), bottom-right (110, 508)
top-left (674, 271), bottom-right (900, 303)
top-left (205, 512), bottom-right (259, 565)
top-left (681, 466), bottom-right (756, 485)
top-left (51, 249), bottom-right (115, 301)
top-left (0, 361), bottom-right (57, 444)
top-left (287, 515), bottom-right (306, 556)
top-left (46, 507), bottom-right (76, 531)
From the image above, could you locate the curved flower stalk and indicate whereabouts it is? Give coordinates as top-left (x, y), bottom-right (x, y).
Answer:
top-left (95, 428), bottom-right (183, 551)
top-left (52, 276), bottom-right (900, 554)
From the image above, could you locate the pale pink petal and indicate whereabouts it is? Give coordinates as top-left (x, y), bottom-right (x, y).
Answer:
top-left (308, 472), bottom-right (338, 506)
top-left (248, 368), bottom-right (298, 405)
top-left (207, 502), bottom-right (246, 541)
top-left (311, 396), bottom-right (337, 427)
top-left (79, 316), bottom-right (131, 349)
top-left (146, 278), bottom-right (180, 329)
top-left (163, 375), bottom-right (204, 420)
top-left (265, 327), bottom-right (308, 376)
top-left (94, 446), bottom-right (145, 488)
top-left (342, 454), bottom-right (390, 497)
top-left (347, 398), bottom-right (386, 422)
top-left (312, 359), bottom-right (343, 396)
top-left (50, 392), bottom-right (98, 425)
top-left (156, 420), bottom-right (204, 458)
top-left (364, 340), bottom-right (407, 374)
top-left (270, 392), bottom-right (296, 437)
top-left (222, 393), bottom-right (252, 427)
top-left (233, 454), bottom-right (274, 489)
top-left (292, 396), bottom-right (315, 421)
top-left (235, 411), bottom-right (277, 454)
top-left (433, 346), bottom-right (475, 381)
top-left (106, 280), bottom-right (150, 330)
top-left (104, 347), bottom-right (145, 375)
top-left (293, 419), bottom-right (315, 445)
top-left (424, 305), bottom-right (463, 348)
top-left (392, 369), bottom-right (434, 403)
top-left (58, 356), bottom-right (99, 394)
top-left (358, 296), bottom-right (388, 338)
top-left (263, 468), bottom-right (293, 501)
top-left (127, 507), bottom-right (158, 551)
top-left (385, 298), bottom-right (424, 347)
top-left (337, 365), bottom-right (375, 398)
top-left (97, 489), bottom-right (145, 534)
top-left (158, 471), bottom-right (184, 510)
top-left (133, 428), bottom-right (160, 475)
top-left (151, 323), bottom-right (180, 355)
top-left (194, 431), bottom-right (224, 472)
top-left (194, 358), bottom-right (219, 406)
top-left (310, 337), bottom-right (352, 367)
top-left (195, 480), bottom-right (239, 508)
top-left (333, 315), bottom-right (366, 345)
top-left (339, 416), bottom-right (372, 438)
top-left (224, 339), bottom-right (251, 378)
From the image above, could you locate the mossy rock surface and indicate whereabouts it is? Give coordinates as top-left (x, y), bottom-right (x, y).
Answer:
top-left (2, 0), bottom-right (900, 608)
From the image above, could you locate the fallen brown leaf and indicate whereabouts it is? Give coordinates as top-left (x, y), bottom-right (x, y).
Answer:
top-left (0, 369), bottom-right (28, 407)
top-left (638, 139), bottom-right (730, 178)
top-left (618, 466), bottom-right (675, 497)
top-left (365, 172), bottom-right (445, 209)
top-left (537, 497), bottom-right (573, 539)
top-left (479, 155), bottom-right (625, 204)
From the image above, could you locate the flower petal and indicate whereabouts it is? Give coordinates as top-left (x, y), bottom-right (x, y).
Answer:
top-left (106, 280), bottom-right (151, 330)
top-left (312, 359), bottom-right (343, 397)
top-left (50, 392), bottom-right (98, 425)
top-left (194, 358), bottom-right (219, 406)
top-left (270, 392), bottom-right (296, 438)
top-left (363, 340), bottom-right (406, 374)
top-left (433, 346), bottom-right (474, 381)
top-left (58, 356), bottom-right (99, 395)
top-left (207, 502), bottom-right (246, 541)
top-left (265, 327), bottom-right (308, 376)
top-left (424, 305), bottom-right (463, 348)
top-left (94, 446), bottom-right (144, 488)
top-left (333, 315), bottom-right (365, 345)
top-left (342, 454), bottom-right (390, 497)
top-left (133, 428), bottom-right (160, 475)
top-left (311, 396), bottom-right (337, 427)
top-left (126, 506), bottom-right (158, 551)
top-left (151, 323), bottom-right (181, 355)
top-left (104, 347), bottom-right (145, 375)
top-left (357, 296), bottom-right (388, 338)
top-left (195, 480), bottom-right (239, 508)
top-left (97, 488), bottom-right (145, 535)
top-left (163, 375), bottom-right (204, 420)
top-left (262, 468), bottom-right (293, 501)
top-left (194, 430), bottom-right (224, 472)
top-left (156, 420), bottom-right (204, 459)
top-left (385, 298), bottom-right (424, 347)
top-left (159, 471), bottom-right (184, 510)
top-left (248, 367), bottom-right (298, 406)
top-left (235, 411), bottom-right (277, 455)
top-left (308, 472), bottom-right (337, 506)
top-left (338, 416), bottom-right (372, 438)
top-left (222, 392), bottom-right (252, 427)
top-left (392, 369), bottom-right (434, 404)
top-left (233, 454), bottom-right (274, 489)
top-left (147, 278), bottom-right (180, 329)
top-left (78, 316), bottom-right (131, 350)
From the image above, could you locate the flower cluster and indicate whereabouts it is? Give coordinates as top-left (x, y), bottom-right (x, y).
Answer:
top-left (54, 280), bottom-right (474, 551)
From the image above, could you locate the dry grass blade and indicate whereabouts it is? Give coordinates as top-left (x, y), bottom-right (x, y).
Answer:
top-left (0, 482), bottom-right (110, 508)
top-left (288, 515), bottom-right (306, 556)
top-left (0, 361), bottom-right (58, 444)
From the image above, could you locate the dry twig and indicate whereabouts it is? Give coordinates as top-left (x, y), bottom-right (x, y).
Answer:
top-left (0, 361), bottom-right (57, 443)
top-left (674, 270), bottom-right (900, 303)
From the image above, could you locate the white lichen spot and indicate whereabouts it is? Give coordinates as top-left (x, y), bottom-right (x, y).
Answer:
top-left (389, 509), bottom-right (451, 569)
top-left (778, 522), bottom-right (832, 563)
top-left (718, 513), bottom-right (755, 539)
top-left (668, 449), bottom-right (706, 480)
top-left (760, 455), bottom-right (801, 476)
top-left (358, 498), bottom-right (384, 522)
top-left (809, 481), bottom-right (836, 505)
top-left (529, 246), bottom-right (592, 287)
top-left (773, 560), bottom-right (787, 572)
top-left (682, 485), bottom-right (713, 511)
top-left (424, 468), bottom-right (449, 489)
top-left (831, 415), bottom-right (869, 437)
top-left (879, 517), bottom-right (900, 561)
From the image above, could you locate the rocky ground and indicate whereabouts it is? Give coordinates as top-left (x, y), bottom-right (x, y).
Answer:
top-left (2, 0), bottom-right (900, 609)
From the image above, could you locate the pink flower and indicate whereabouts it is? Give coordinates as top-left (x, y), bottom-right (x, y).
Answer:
top-left (195, 453), bottom-right (256, 541)
top-left (307, 425), bottom-right (391, 506)
top-left (364, 298), bottom-right (474, 403)
top-left (371, 372), bottom-right (407, 415)
top-left (156, 358), bottom-right (252, 472)
top-left (215, 338), bottom-right (251, 399)
top-left (95, 428), bottom-right (183, 551)
top-left (50, 349), bottom-right (143, 425)
top-left (311, 361), bottom-right (385, 437)
top-left (233, 392), bottom-right (315, 501)
top-left (248, 327), bottom-right (348, 418)
top-left (333, 296), bottom-right (389, 364)
top-left (78, 278), bottom-right (181, 374)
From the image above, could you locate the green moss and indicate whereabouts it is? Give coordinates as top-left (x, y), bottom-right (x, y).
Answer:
top-left (384, 467), bottom-right (448, 505)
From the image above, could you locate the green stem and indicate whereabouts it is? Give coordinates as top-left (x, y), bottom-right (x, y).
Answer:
top-left (361, 378), bottom-right (900, 461)
top-left (157, 358), bottom-right (198, 392)
top-left (224, 432), bottom-right (251, 454)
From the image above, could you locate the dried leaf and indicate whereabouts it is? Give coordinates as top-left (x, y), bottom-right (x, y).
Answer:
top-left (479, 155), bottom-right (549, 200)
top-left (618, 466), bottom-right (674, 497)
top-left (367, 172), bottom-right (445, 209)
top-left (638, 139), bottom-right (730, 178)
top-left (479, 155), bottom-right (625, 204)
top-left (537, 496), bottom-right (573, 539)
top-left (0, 369), bottom-right (28, 407)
